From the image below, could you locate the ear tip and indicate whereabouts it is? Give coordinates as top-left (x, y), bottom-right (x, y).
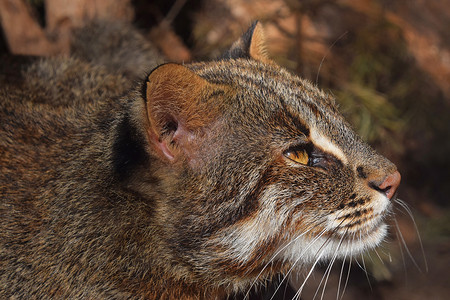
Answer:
top-left (219, 20), bottom-right (271, 63)
top-left (249, 20), bottom-right (260, 30)
top-left (247, 22), bottom-right (272, 64)
top-left (146, 63), bottom-right (183, 79)
top-left (242, 20), bottom-right (264, 44)
top-left (247, 20), bottom-right (265, 38)
top-left (251, 20), bottom-right (262, 30)
top-left (145, 63), bottom-right (197, 91)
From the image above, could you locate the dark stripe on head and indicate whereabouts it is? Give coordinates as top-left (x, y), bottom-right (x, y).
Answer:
top-left (279, 98), bottom-right (310, 137)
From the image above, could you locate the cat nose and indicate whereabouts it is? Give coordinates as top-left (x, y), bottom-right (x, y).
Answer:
top-left (376, 171), bottom-right (401, 199)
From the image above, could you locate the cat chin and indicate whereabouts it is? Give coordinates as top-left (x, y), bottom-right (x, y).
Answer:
top-left (278, 222), bottom-right (388, 265)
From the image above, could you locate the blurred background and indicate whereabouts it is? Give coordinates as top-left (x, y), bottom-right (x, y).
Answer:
top-left (1, 0), bottom-right (449, 299)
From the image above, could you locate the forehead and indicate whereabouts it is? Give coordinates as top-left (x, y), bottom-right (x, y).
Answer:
top-left (189, 59), bottom-right (345, 134)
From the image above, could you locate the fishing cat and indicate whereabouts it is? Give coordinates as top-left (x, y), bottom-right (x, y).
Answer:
top-left (0, 22), bottom-right (401, 299)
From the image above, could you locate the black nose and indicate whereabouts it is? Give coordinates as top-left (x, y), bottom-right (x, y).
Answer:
top-left (377, 171), bottom-right (401, 199)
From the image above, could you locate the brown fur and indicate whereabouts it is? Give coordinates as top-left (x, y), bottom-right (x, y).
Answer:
top-left (0, 22), bottom-right (399, 299)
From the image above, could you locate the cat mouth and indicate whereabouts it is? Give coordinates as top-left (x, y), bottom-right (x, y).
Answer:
top-left (277, 210), bottom-right (389, 264)
top-left (329, 212), bottom-right (389, 252)
top-left (322, 203), bottom-right (391, 256)
top-left (338, 212), bottom-right (383, 233)
top-left (329, 192), bottom-right (393, 236)
top-left (277, 221), bottom-right (389, 265)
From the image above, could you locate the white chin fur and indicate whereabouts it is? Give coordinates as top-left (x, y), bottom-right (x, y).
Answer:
top-left (279, 222), bottom-right (388, 265)
top-left (280, 193), bottom-right (392, 264)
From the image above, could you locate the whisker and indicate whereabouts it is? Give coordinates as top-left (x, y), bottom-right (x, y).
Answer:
top-left (315, 213), bottom-right (354, 300)
top-left (373, 248), bottom-right (385, 266)
top-left (315, 31), bottom-right (348, 85)
top-left (320, 241), bottom-right (341, 300)
top-left (367, 251), bottom-right (375, 264)
top-left (394, 198), bottom-right (414, 216)
top-left (392, 215), bottom-right (423, 272)
top-left (315, 215), bottom-right (354, 300)
top-left (269, 228), bottom-right (329, 300)
top-left (274, 212), bottom-right (344, 300)
top-left (244, 222), bottom-right (322, 300)
top-left (394, 198), bottom-right (428, 272)
top-left (336, 249), bottom-right (347, 300)
top-left (394, 219), bottom-right (408, 279)
top-left (282, 272), bottom-right (291, 300)
top-left (292, 230), bottom-right (342, 300)
top-left (339, 256), bottom-right (352, 300)
top-left (360, 252), bottom-right (373, 291)
top-left (312, 249), bottom-right (335, 300)
top-left (335, 225), bottom-right (353, 300)
top-left (316, 227), bottom-right (348, 300)
top-left (292, 245), bottom-right (327, 300)
top-left (354, 256), bottom-right (367, 275)
top-left (379, 247), bottom-right (392, 263)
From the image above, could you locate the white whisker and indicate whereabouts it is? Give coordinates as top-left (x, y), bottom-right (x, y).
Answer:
top-left (339, 256), bottom-right (352, 300)
top-left (394, 198), bottom-right (428, 272)
top-left (292, 247), bottom-right (326, 300)
top-left (335, 226), bottom-right (352, 300)
top-left (315, 31), bottom-right (348, 85)
top-left (360, 253), bottom-right (373, 291)
top-left (337, 260), bottom-right (347, 300)
top-left (373, 247), bottom-right (385, 265)
top-left (243, 219), bottom-right (325, 299)
top-left (320, 242), bottom-right (340, 300)
top-left (394, 219), bottom-right (408, 278)
top-left (336, 249), bottom-right (347, 300)
top-left (392, 215), bottom-right (423, 272)
top-left (292, 220), bottom-right (347, 300)
top-left (269, 228), bottom-right (329, 300)
top-left (314, 216), bottom-right (352, 300)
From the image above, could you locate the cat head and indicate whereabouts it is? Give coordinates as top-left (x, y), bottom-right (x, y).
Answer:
top-left (140, 22), bottom-right (400, 290)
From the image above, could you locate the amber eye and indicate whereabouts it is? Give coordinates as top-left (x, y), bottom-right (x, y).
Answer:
top-left (284, 149), bottom-right (309, 165)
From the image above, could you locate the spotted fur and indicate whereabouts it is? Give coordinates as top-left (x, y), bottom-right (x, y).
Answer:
top-left (0, 22), bottom-right (399, 299)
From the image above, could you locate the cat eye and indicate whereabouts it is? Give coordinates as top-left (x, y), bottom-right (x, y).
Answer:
top-left (284, 149), bottom-right (309, 165)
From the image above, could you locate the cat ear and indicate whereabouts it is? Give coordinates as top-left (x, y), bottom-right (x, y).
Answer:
top-left (145, 63), bottom-right (216, 162)
top-left (222, 21), bottom-right (272, 64)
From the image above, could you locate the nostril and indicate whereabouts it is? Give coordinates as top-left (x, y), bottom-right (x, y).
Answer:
top-left (377, 171), bottom-right (401, 199)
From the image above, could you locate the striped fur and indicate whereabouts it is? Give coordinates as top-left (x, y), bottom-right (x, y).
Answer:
top-left (0, 22), bottom-right (398, 299)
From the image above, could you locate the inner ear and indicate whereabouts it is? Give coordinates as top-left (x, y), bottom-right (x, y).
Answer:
top-left (144, 63), bottom-right (218, 162)
top-left (154, 115), bottom-right (178, 161)
top-left (146, 113), bottom-right (184, 162)
top-left (161, 115), bottom-right (179, 137)
top-left (157, 115), bottom-right (191, 161)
